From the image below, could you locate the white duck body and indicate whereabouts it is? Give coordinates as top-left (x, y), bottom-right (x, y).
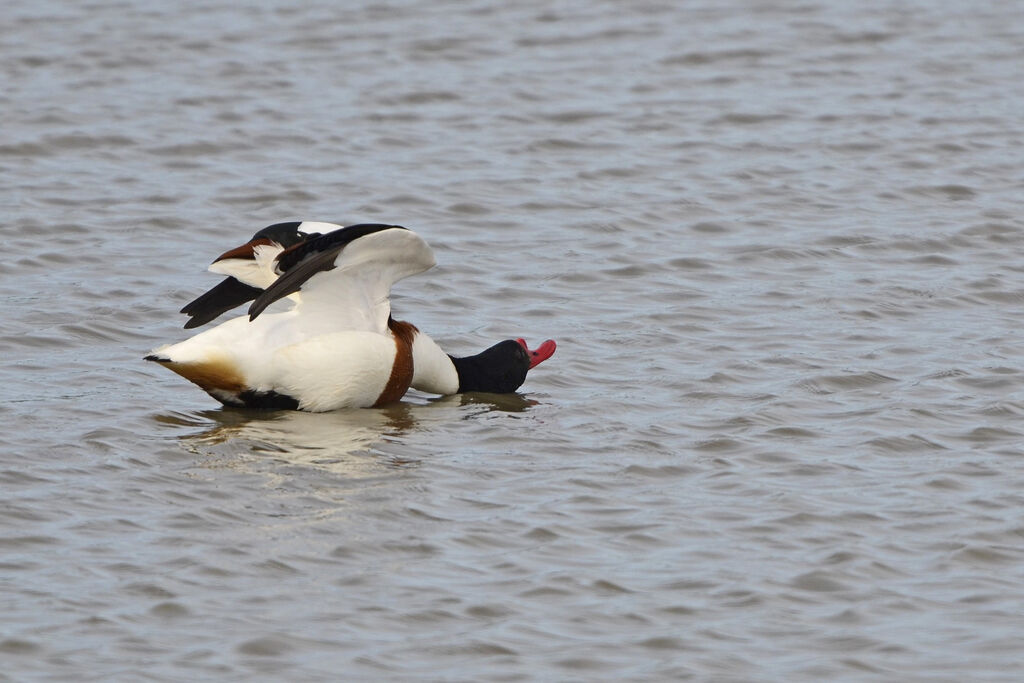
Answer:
top-left (156, 315), bottom-right (406, 411)
top-left (149, 226), bottom-right (433, 412)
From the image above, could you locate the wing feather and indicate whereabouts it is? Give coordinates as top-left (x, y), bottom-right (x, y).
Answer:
top-left (247, 224), bottom-right (435, 334)
top-left (247, 243), bottom-right (345, 320)
top-left (180, 277), bottom-right (263, 329)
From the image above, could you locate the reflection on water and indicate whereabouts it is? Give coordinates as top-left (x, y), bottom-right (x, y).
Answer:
top-left (153, 392), bottom-right (541, 473)
top-left (448, 392), bottom-right (540, 412)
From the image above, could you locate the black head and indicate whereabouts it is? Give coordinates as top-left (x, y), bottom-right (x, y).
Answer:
top-left (251, 221), bottom-right (313, 248)
top-left (450, 340), bottom-right (531, 394)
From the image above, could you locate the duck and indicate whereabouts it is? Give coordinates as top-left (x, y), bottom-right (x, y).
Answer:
top-left (146, 223), bottom-right (556, 412)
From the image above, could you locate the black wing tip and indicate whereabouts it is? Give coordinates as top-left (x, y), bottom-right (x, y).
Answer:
top-left (246, 297), bottom-right (265, 321)
top-left (178, 277), bottom-right (264, 329)
top-left (247, 291), bottom-right (276, 321)
top-left (144, 354), bottom-right (169, 362)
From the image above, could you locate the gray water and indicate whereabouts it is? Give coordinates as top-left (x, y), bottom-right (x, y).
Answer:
top-left (4, 0), bottom-right (1024, 679)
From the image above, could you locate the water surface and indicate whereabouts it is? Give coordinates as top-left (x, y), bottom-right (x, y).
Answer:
top-left (3, 0), bottom-right (1024, 679)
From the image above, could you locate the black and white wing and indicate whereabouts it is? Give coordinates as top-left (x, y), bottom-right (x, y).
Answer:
top-left (248, 224), bottom-right (435, 334)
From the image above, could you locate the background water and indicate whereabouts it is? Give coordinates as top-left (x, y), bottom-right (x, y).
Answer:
top-left (3, 0), bottom-right (1024, 679)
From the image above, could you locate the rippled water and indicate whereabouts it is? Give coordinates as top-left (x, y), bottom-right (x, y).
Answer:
top-left (4, 0), bottom-right (1024, 679)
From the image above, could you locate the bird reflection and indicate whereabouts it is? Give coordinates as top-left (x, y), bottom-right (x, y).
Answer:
top-left (450, 392), bottom-right (539, 412)
top-left (155, 391), bottom-right (540, 474)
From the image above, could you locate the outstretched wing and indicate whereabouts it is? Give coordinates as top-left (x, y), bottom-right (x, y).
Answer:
top-left (180, 276), bottom-right (264, 329)
top-left (179, 221), bottom-right (329, 328)
top-left (248, 224), bottom-right (435, 334)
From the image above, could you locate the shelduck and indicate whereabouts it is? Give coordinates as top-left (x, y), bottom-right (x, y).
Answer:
top-left (146, 223), bottom-right (556, 411)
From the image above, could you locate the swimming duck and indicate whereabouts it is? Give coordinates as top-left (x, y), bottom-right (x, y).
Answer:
top-left (146, 223), bottom-right (556, 411)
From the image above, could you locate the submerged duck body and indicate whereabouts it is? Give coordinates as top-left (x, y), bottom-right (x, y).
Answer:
top-left (147, 223), bottom-right (555, 411)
